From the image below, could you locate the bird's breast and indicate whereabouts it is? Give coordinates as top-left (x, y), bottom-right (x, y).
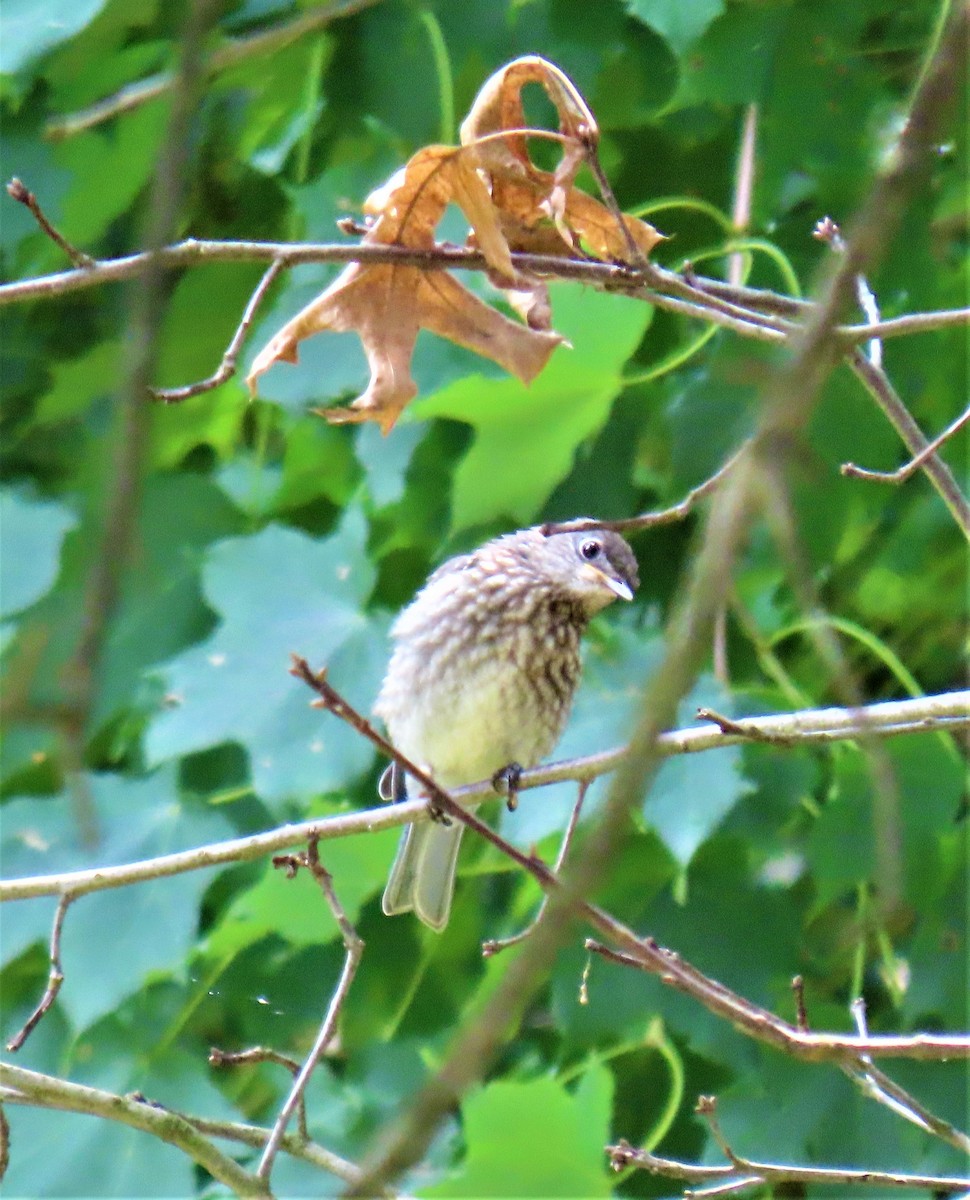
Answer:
top-left (376, 594), bottom-right (583, 788)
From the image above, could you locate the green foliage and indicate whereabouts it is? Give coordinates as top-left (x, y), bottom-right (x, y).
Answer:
top-left (1, 0), bottom-right (966, 1195)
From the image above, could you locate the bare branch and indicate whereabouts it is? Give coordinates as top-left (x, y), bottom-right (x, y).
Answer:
top-left (2, 690), bottom-right (966, 904)
top-left (585, 939), bottom-right (970, 1062)
top-left (6, 178), bottom-right (94, 267)
top-left (843, 997), bottom-right (970, 1154)
top-left (6, 893), bottom-right (72, 1052)
top-left (542, 447), bottom-right (744, 536)
top-left (611, 1138), bottom-right (969, 1193)
top-left (604, 1094), bottom-right (970, 1192)
top-left (210, 1045), bottom-right (308, 1142)
top-left (842, 307), bottom-right (970, 340)
top-left (149, 258), bottom-right (287, 402)
top-left (257, 837), bottom-right (364, 1183)
top-left (0, 1076), bottom-right (378, 1190)
top-left (0, 1063), bottom-right (271, 1197)
top-left (843, 404), bottom-right (970, 485)
top-left (849, 350), bottom-right (970, 535)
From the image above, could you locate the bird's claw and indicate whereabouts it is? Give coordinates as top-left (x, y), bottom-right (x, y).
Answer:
top-left (492, 762), bottom-right (523, 811)
top-left (427, 801), bottom-right (452, 826)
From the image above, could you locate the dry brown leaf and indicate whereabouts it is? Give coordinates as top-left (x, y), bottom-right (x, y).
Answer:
top-left (248, 56), bottom-right (662, 431)
top-left (461, 56), bottom-right (664, 263)
top-left (247, 144), bottom-right (560, 431)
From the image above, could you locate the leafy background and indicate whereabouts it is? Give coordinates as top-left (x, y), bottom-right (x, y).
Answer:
top-left (1, 0), bottom-right (967, 1195)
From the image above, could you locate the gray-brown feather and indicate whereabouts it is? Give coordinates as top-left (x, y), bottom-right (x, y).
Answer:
top-left (376, 523), bottom-right (637, 929)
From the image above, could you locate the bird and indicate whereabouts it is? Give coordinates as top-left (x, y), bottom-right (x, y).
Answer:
top-left (374, 523), bottom-right (639, 931)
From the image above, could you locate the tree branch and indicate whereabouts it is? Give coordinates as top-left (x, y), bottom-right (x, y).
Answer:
top-left (584, 940), bottom-right (970, 1062)
top-left (6, 178), bottom-right (94, 267)
top-left (5, 893), bottom-right (72, 1052)
top-left (608, 1094), bottom-right (970, 1193)
top-left (257, 839), bottom-right (364, 1183)
top-left (843, 403), bottom-right (970, 485)
top-left (0, 1064), bottom-right (271, 1197)
top-left (3, 691), bottom-right (964, 904)
top-left (848, 350), bottom-right (970, 535)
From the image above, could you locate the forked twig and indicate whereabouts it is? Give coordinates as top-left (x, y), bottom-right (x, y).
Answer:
top-left (209, 1046), bottom-right (309, 1142)
top-left (150, 258), bottom-right (287, 402)
top-left (843, 404), bottom-right (970, 485)
top-left (256, 836), bottom-right (364, 1182)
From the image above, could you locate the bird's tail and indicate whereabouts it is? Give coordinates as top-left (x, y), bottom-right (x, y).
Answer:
top-left (382, 819), bottom-right (464, 932)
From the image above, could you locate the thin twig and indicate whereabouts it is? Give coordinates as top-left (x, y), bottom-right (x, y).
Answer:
top-left (609, 1134), bottom-right (969, 1192)
top-left (791, 976), bottom-right (809, 1033)
top-left (2, 690), bottom-right (967, 903)
top-left (0, 1100), bottom-right (8, 1183)
top-left (6, 893), bottom-right (72, 1052)
top-left (541, 447), bottom-right (745, 535)
top-left (584, 938), bottom-right (970, 1062)
top-left (848, 350), bottom-right (970, 535)
top-left (482, 780), bottom-right (591, 957)
top-left (256, 836), bottom-right (364, 1182)
top-left (728, 104), bottom-right (758, 288)
top-left (209, 1045), bottom-right (308, 1142)
top-left (1, 1079), bottom-right (372, 1188)
top-left (150, 258), bottom-right (287, 401)
top-left (580, 132), bottom-right (648, 268)
top-left (686, 1094), bottom-right (970, 1192)
top-left (843, 404), bottom-right (970, 484)
top-left (6, 178), bottom-right (94, 267)
top-left (0, 1063), bottom-right (271, 1197)
top-left (843, 997), bottom-right (970, 1154)
top-left (695, 706), bottom-right (793, 746)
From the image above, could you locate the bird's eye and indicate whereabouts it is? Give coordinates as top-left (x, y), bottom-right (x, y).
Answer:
top-left (580, 540), bottom-right (601, 560)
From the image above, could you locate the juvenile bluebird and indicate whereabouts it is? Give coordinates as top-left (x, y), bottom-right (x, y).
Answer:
top-left (375, 524), bottom-right (639, 931)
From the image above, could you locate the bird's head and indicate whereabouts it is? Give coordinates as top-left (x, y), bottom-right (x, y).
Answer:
top-left (533, 525), bottom-right (640, 616)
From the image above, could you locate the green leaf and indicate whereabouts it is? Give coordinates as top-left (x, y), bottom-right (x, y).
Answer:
top-left (413, 284), bottom-right (651, 531)
top-left (625, 0), bottom-right (725, 57)
top-left (54, 101), bottom-right (168, 246)
top-left (425, 1063), bottom-right (613, 1197)
top-left (0, 488), bottom-right (76, 618)
top-left (144, 509), bottom-right (378, 805)
top-left (203, 827), bottom-right (399, 961)
top-left (0, 0), bottom-right (108, 74)
top-left (0, 767), bottom-right (234, 1030)
top-left (645, 679), bottom-right (754, 868)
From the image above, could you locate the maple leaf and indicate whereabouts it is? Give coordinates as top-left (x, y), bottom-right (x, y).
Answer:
top-left (461, 56), bottom-right (665, 263)
top-left (247, 144), bottom-right (562, 433)
top-left (247, 57), bottom-right (663, 432)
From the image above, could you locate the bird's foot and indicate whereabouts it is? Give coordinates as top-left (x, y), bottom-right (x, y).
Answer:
top-left (492, 762), bottom-right (523, 812)
top-left (427, 800), bottom-right (452, 826)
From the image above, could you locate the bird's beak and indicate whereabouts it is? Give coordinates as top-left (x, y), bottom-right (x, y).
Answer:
top-left (582, 563), bottom-right (635, 602)
top-left (603, 575), bottom-right (635, 602)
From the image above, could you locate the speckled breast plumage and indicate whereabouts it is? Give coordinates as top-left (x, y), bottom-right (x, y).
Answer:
top-left (374, 544), bottom-right (585, 788)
